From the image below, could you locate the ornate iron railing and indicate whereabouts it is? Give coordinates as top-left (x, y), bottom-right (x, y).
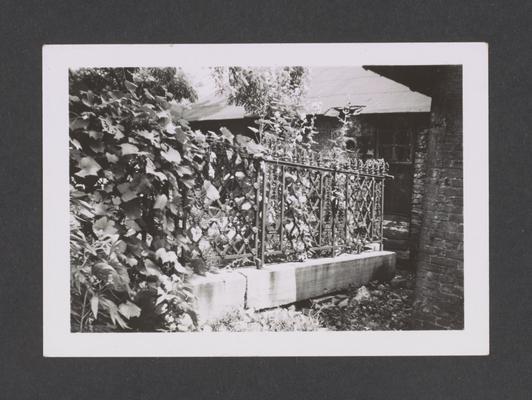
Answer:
top-left (181, 139), bottom-right (391, 268)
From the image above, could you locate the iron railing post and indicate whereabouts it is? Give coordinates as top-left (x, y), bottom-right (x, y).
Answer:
top-left (344, 172), bottom-right (349, 250)
top-left (331, 166), bottom-right (337, 257)
top-left (318, 170), bottom-right (324, 246)
top-left (254, 158), bottom-right (263, 269)
top-left (380, 178), bottom-right (385, 251)
top-left (259, 161), bottom-right (268, 268)
top-left (279, 165), bottom-right (285, 254)
top-left (371, 177), bottom-right (376, 242)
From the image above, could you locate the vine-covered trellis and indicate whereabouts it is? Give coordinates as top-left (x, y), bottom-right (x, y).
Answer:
top-left (181, 138), bottom-right (391, 268)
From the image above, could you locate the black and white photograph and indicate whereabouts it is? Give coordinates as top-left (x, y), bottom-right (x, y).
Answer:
top-left (5, 0), bottom-right (532, 396)
top-left (43, 43), bottom-right (488, 356)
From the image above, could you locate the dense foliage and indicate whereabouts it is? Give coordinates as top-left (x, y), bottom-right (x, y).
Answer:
top-left (69, 67), bottom-right (284, 332)
top-left (69, 67), bottom-right (222, 332)
top-left (324, 104), bottom-right (365, 162)
top-left (213, 66), bottom-right (307, 117)
top-left (213, 66), bottom-right (317, 147)
top-left (213, 67), bottom-right (365, 160)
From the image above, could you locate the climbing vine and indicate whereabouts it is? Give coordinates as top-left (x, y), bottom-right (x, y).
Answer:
top-left (69, 67), bottom-right (223, 332)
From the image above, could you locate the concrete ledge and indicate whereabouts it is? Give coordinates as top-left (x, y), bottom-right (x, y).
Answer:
top-left (189, 251), bottom-right (396, 321)
top-left (240, 251), bottom-right (396, 309)
top-left (188, 270), bottom-right (246, 323)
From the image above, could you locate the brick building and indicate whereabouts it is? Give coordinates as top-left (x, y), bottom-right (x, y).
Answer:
top-left (367, 66), bottom-right (464, 329)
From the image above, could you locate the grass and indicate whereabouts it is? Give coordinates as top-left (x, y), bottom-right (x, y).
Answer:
top-left (201, 307), bottom-right (323, 332)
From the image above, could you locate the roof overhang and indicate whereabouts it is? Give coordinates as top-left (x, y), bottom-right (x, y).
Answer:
top-left (184, 67), bottom-right (433, 122)
top-left (363, 65), bottom-right (462, 97)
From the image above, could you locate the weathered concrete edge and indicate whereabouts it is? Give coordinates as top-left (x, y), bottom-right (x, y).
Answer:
top-left (188, 270), bottom-right (247, 323)
top-left (189, 251), bottom-right (396, 322)
top-left (240, 251), bottom-right (396, 309)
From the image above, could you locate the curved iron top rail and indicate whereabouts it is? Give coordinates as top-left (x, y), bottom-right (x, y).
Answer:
top-left (259, 156), bottom-right (394, 180)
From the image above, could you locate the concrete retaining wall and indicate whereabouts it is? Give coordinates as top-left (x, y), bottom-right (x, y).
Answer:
top-left (188, 271), bottom-right (247, 323)
top-left (189, 251), bottom-right (396, 323)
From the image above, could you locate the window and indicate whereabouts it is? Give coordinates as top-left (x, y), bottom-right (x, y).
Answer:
top-left (377, 129), bottom-right (414, 164)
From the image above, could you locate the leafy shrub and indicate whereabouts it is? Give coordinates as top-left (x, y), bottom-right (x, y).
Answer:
top-left (212, 66), bottom-right (307, 117)
top-left (69, 67), bottom-right (273, 332)
top-left (202, 307), bottom-right (322, 332)
top-left (69, 67), bottom-right (217, 332)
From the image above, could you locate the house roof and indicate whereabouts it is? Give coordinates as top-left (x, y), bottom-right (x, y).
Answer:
top-left (364, 65), bottom-right (460, 97)
top-left (183, 67), bottom-right (431, 121)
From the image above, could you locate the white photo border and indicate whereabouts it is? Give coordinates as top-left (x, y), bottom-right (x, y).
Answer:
top-left (43, 43), bottom-right (489, 357)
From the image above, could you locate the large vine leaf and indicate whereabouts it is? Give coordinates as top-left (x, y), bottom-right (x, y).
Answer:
top-left (105, 152), bottom-right (119, 163)
top-left (153, 194), bottom-right (168, 210)
top-left (203, 180), bottom-right (220, 203)
top-left (75, 157), bottom-right (101, 177)
top-left (92, 217), bottom-right (118, 237)
top-left (118, 301), bottom-right (141, 319)
top-left (142, 259), bottom-right (162, 277)
top-left (120, 143), bottom-right (140, 155)
top-left (90, 295), bottom-right (99, 319)
top-left (100, 298), bottom-right (129, 329)
top-left (161, 147), bottom-right (181, 164)
top-left (70, 117), bottom-right (89, 131)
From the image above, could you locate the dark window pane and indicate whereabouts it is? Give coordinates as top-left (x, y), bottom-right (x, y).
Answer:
top-left (382, 146), bottom-right (393, 160)
top-left (380, 130), bottom-right (395, 145)
top-left (396, 130), bottom-right (410, 145)
top-left (395, 146), bottom-right (410, 162)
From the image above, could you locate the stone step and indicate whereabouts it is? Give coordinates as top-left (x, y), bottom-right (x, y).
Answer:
top-left (383, 238), bottom-right (410, 250)
top-left (383, 217), bottom-right (410, 241)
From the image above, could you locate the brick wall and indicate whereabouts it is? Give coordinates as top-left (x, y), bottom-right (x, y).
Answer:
top-left (412, 67), bottom-right (464, 330)
top-left (409, 128), bottom-right (428, 265)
